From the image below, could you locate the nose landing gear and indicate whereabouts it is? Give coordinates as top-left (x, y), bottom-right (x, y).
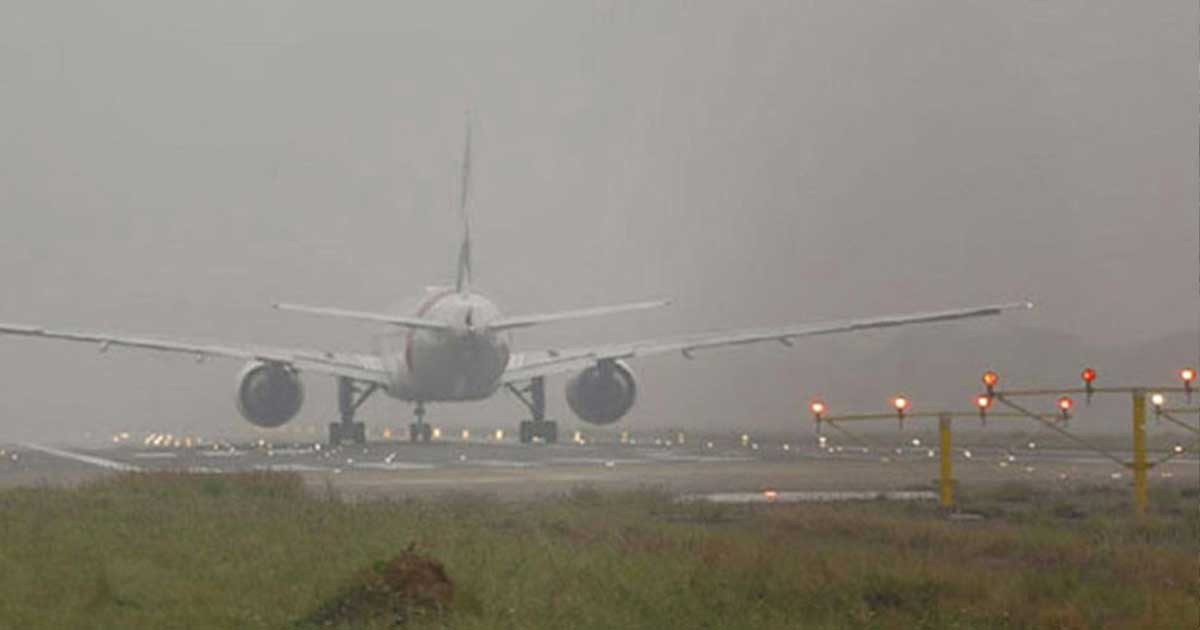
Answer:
top-left (507, 377), bottom-right (558, 444)
top-left (329, 378), bottom-right (378, 447)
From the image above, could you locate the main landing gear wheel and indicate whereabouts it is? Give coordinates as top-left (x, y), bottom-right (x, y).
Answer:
top-left (409, 423), bottom-right (433, 443)
top-left (508, 377), bottom-right (558, 444)
top-left (519, 420), bottom-right (558, 445)
top-left (329, 378), bottom-right (378, 447)
top-left (409, 402), bottom-right (433, 443)
top-left (328, 421), bottom-right (367, 447)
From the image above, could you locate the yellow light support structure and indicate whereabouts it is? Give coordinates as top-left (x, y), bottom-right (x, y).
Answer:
top-left (938, 414), bottom-right (953, 508)
top-left (813, 373), bottom-right (1198, 514)
top-left (1131, 390), bottom-right (1148, 516)
top-left (816, 410), bottom-right (1038, 510)
top-left (1156, 407), bottom-right (1200, 436)
top-left (992, 381), bottom-right (1196, 518)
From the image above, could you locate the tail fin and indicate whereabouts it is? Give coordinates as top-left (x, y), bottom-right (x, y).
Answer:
top-left (455, 117), bottom-right (473, 294)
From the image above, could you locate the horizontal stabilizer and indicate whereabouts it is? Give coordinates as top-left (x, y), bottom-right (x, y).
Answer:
top-left (488, 299), bottom-right (670, 332)
top-left (273, 303), bottom-right (450, 332)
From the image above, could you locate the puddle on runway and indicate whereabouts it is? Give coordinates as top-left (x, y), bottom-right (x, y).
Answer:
top-left (683, 490), bottom-right (939, 504)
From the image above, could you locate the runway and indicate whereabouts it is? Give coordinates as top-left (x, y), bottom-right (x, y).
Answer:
top-left (2, 431), bottom-right (1195, 499)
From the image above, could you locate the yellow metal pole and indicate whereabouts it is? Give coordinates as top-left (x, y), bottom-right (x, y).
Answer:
top-left (938, 414), bottom-right (954, 508)
top-left (1131, 389), bottom-right (1148, 516)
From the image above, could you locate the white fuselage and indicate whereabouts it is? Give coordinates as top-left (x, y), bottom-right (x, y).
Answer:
top-left (375, 289), bottom-right (510, 402)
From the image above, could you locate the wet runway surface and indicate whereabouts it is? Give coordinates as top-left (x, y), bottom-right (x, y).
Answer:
top-left (2, 433), bottom-right (1195, 499)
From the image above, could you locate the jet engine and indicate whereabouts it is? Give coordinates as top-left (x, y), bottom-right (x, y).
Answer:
top-left (565, 360), bottom-right (637, 425)
top-left (235, 361), bottom-right (304, 428)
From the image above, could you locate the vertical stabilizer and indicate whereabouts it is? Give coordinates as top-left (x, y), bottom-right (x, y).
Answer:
top-left (455, 117), bottom-right (473, 294)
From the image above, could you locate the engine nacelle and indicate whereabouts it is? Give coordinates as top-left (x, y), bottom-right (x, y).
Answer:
top-left (565, 360), bottom-right (637, 425)
top-left (235, 361), bottom-right (304, 428)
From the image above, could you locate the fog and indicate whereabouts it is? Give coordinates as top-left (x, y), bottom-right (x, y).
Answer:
top-left (1, 1), bottom-right (1196, 442)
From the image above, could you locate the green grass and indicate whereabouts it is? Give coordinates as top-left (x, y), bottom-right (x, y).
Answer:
top-left (0, 473), bottom-right (1195, 629)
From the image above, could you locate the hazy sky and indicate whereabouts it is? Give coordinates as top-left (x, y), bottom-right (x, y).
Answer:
top-left (1, 1), bottom-right (1196, 440)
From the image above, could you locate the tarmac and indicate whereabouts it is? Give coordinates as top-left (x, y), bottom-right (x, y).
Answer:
top-left (1, 431), bottom-right (1195, 500)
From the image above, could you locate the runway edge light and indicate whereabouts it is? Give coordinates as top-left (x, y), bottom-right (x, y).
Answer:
top-left (1180, 367), bottom-right (1195, 400)
top-left (1150, 392), bottom-right (1165, 417)
top-left (810, 399), bottom-right (826, 433)
top-left (1081, 367), bottom-right (1096, 403)
top-left (975, 393), bottom-right (992, 425)
top-left (892, 395), bottom-right (909, 429)
top-left (1057, 395), bottom-right (1074, 421)
top-left (982, 370), bottom-right (999, 396)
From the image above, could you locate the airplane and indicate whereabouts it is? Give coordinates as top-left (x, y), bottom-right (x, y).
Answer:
top-left (0, 127), bottom-right (1032, 446)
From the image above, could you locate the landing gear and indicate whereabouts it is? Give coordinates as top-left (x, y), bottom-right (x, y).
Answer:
top-left (409, 402), bottom-right (433, 443)
top-left (507, 377), bottom-right (557, 444)
top-left (329, 378), bottom-right (378, 447)
top-left (519, 419), bottom-right (557, 444)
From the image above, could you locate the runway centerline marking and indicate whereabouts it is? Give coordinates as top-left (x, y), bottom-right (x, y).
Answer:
top-left (131, 452), bottom-right (179, 460)
top-left (354, 462), bottom-right (438, 471)
top-left (20, 443), bottom-right (140, 472)
top-left (253, 464), bottom-right (333, 473)
top-left (465, 459), bottom-right (541, 468)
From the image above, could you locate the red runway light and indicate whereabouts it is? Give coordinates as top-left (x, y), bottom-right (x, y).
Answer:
top-left (1057, 395), bottom-right (1074, 414)
top-left (982, 370), bottom-right (999, 388)
top-left (809, 400), bottom-right (826, 418)
top-left (1081, 368), bottom-right (1096, 383)
top-left (893, 396), bottom-right (910, 412)
top-left (1181, 368), bottom-right (1196, 384)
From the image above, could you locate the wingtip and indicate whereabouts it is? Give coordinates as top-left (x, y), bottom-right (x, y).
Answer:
top-left (997, 300), bottom-right (1034, 311)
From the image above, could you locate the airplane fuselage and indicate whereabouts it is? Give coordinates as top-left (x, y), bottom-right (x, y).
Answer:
top-left (375, 288), bottom-right (510, 402)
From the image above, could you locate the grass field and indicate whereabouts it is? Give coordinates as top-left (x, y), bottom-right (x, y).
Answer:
top-left (0, 473), bottom-right (1195, 629)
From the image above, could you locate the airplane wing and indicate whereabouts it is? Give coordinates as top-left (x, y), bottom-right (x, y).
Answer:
top-left (0, 322), bottom-right (390, 385)
top-left (488, 299), bottom-right (670, 332)
top-left (502, 301), bottom-right (1033, 383)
